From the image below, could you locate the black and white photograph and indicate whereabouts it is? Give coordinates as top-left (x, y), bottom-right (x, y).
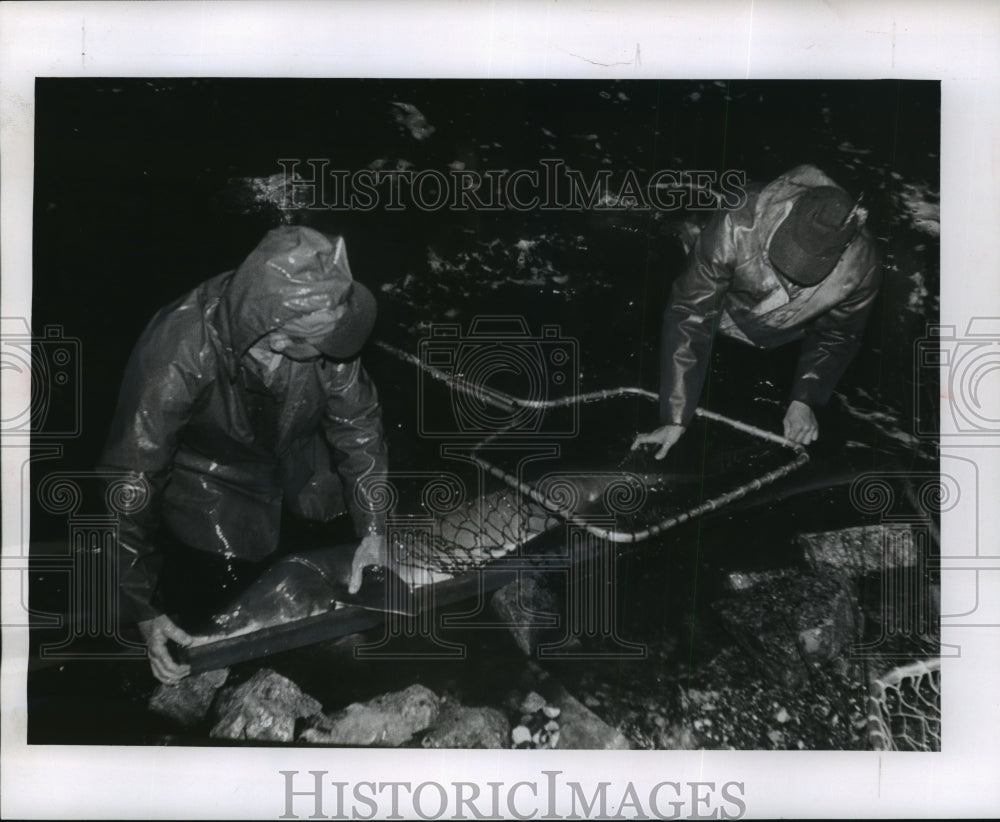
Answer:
top-left (2, 2), bottom-right (998, 820)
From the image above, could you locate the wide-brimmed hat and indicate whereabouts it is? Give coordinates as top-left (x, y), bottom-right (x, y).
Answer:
top-left (769, 186), bottom-right (860, 285)
top-left (309, 281), bottom-right (377, 359)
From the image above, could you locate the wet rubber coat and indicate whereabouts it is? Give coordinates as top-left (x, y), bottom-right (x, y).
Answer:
top-left (659, 164), bottom-right (882, 426)
top-left (99, 227), bottom-right (387, 623)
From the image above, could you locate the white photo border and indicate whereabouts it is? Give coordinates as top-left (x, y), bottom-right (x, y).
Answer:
top-left (2, 1), bottom-right (998, 819)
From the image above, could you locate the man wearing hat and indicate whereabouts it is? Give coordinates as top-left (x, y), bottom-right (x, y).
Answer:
top-left (99, 225), bottom-right (387, 682)
top-left (633, 164), bottom-right (881, 458)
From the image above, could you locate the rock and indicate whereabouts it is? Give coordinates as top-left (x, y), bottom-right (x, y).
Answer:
top-left (299, 684), bottom-right (439, 746)
top-left (552, 692), bottom-right (631, 750)
top-left (520, 691), bottom-right (547, 714)
top-left (211, 669), bottom-right (322, 743)
top-left (489, 574), bottom-right (561, 657)
top-left (512, 725), bottom-right (531, 745)
top-left (421, 698), bottom-right (510, 749)
top-left (683, 688), bottom-right (720, 709)
top-left (723, 568), bottom-right (798, 593)
top-left (512, 694), bottom-right (563, 749)
top-left (391, 102), bottom-right (436, 141)
top-left (713, 571), bottom-right (857, 687)
top-left (658, 722), bottom-right (699, 750)
top-left (149, 668), bottom-right (229, 728)
top-left (796, 584), bottom-right (857, 664)
top-left (799, 525), bottom-right (921, 575)
top-left (512, 661), bottom-right (629, 750)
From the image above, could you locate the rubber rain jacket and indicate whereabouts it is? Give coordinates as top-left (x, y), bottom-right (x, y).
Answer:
top-left (99, 227), bottom-right (387, 623)
top-left (659, 165), bottom-right (882, 427)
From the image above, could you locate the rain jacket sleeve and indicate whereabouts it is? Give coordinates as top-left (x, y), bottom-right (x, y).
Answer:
top-left (659, 208), bottom-right (736, 427)
top-left (322, 359), bottom-right (388, 538)
top-left (98, 323), bottom-right (204, 624)
top-left (788, 248), bottom-right (882, 409)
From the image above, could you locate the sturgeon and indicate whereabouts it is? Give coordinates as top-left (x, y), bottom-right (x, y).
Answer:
top-left (192, 471), bottom-right (696, 643)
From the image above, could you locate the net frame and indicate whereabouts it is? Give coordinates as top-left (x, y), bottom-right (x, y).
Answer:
top-left (378, 340), bottom-right (810, 543)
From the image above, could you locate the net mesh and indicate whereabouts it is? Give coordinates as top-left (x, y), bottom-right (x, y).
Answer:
top-left (376, 339), bottom-right (808, 571)
top-left (390, 486), bottom-right (563, 579)
top-left (375, 342), bottom-right (944, 752)
top-left (867, 658), bottom-right (941, 751)
top-left (468, 393), bottom-right (808, 544)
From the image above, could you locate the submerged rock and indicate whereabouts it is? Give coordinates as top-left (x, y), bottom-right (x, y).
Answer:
top-left (211, 669), bottom-right (322, 742)
top-left (149, 668), bottom-right (229, 728)
top-left (489, 574), bottom-right (562, 657)
top-left (509, 691), bottom-right (562, 749)
top-left (299, 684), bottom-right (439, 747)
top-left (723, 568), bottom-right (799, 593)
top-left (514, 662), bottom-right (630, 750)
top-left (553, 692), bottom-right (631, 750)
top-left (391, 102), bottom-right (435, 141)
top-left (799, 525), bottom-right (922, 575)
top-left (511, 725), bottom-right (532, 746)
top-left (713, 572), bottom-right (857, 687)
top-left (668, 645), bottom-right (870, 750)
top-left (421, 698), bottom-right (510, 749)
top-left (801, 526), bottom-right (939, 649)
top-left (519, 691), bottom-right (547, 714)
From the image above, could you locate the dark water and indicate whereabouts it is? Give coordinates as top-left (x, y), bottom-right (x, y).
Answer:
top-left (27, 78), bottom-right (939, 747)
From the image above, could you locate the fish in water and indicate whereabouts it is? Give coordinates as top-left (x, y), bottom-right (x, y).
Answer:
top-left (190, 550), bottom-right (351, 644)
top-left (194, 485), bottom-right (552, 643)
top-left (193, 471), bottom-right (693, 642)
top-left (393, 469), bottom-right (700, 580)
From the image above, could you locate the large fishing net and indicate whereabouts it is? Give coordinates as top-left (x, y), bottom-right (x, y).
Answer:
top-left (189, 339), bottom-right (943, 752)
top-left (467, 393), bottom-right (808, 544)
top-left (867, 658), bottom-right (941, 751)
top-left (377, 340), bottom-right (808, 560)
top-left (378, 340), bottom-right (943, 752)
top-left (386, 482), bottom-right (565, 580)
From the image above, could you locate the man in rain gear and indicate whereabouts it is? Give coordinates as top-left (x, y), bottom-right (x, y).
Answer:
top-left (633, 164), bottom-right (882, 458)
top-left (100, 225), bottom-right (388, 682)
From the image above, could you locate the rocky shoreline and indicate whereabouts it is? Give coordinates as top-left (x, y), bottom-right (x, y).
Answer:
top-left (146, 523), bottom-right (939, 751)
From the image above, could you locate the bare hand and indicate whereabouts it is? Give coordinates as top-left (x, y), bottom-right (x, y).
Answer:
top-left (783, 400), bottom-right (819, 444)
top-left (138, 614), bottom-right (193, 684)
top-left (349, 534), bottom-right (388, 594)
top-left (631, 424), bottom-right (687, 460)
